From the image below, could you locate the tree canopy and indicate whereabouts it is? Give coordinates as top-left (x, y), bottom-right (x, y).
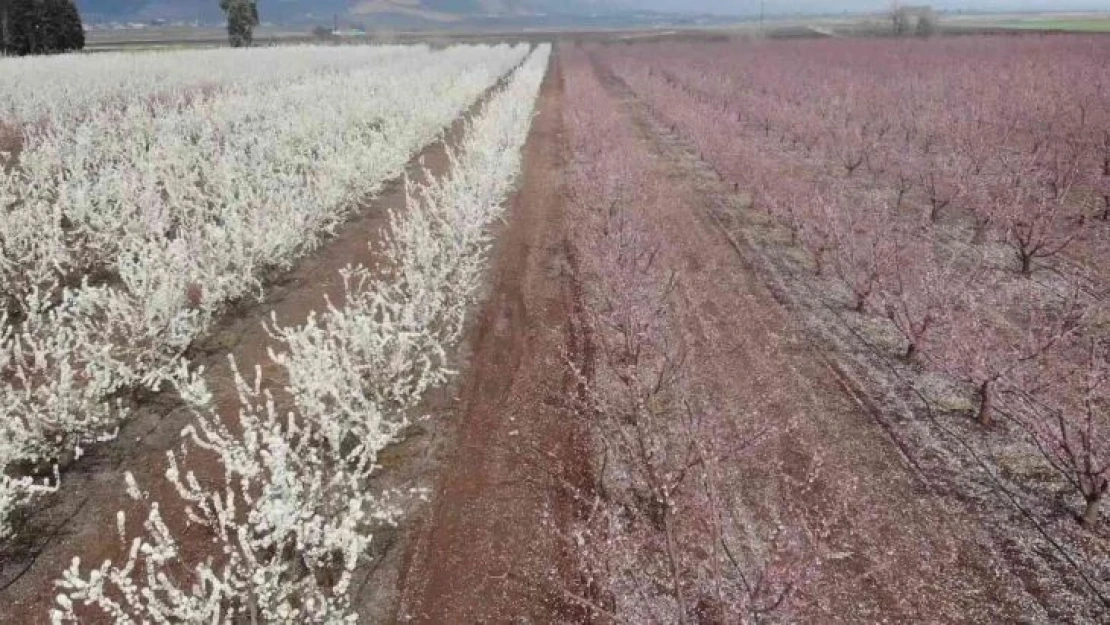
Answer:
top-left (1, 0), bottom-right (85, 56)
top-left (219, 0), bottom-right (259, 48)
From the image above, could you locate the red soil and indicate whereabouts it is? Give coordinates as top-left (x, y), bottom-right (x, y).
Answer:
top-left (394, 54), bottom-right (590, 623)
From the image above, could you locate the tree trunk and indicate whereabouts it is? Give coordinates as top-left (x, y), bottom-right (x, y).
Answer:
top-left (662, 507), bottom-right (690, 625)
top-left (1020, 252), bottom-right (1033, 277)
top-left (1082, 495), bottom-right (1100, 527)
top-left (971, 218), bottom-right (990, 244)
top-left (977, 380), bottom-right (992, 427)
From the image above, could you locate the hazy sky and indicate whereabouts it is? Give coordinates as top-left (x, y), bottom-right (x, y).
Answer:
top-left (613, 1), bottom-right (1110, 15)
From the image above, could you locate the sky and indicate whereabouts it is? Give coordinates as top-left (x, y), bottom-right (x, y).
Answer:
top-left (612, 1), bottom-right (1110, 15)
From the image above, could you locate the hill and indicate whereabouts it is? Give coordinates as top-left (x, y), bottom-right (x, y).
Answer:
top-left (75, 0), bottom-right (613, 24)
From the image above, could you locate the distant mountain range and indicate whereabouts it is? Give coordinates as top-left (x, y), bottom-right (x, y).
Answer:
top-left (75, 0), bottom-right (632, 25)
top-left (77, 0), bottom-right (1107, 26)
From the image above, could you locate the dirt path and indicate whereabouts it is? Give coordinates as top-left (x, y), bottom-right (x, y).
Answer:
top-left (394, 56), bottom-right (587, 623)
top-left (580, 56), bottom-right (1039, 621)
top-left (0, 87), bottom-right (496, 622)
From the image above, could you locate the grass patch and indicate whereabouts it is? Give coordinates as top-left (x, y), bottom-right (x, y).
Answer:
top-left (981, 18), bottom-right (1110, 32)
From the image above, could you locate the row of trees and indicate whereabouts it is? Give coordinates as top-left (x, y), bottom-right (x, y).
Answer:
top-left (0, 0), bottom-right (84, 55)
top-left (0, 44), bottom-right (528, 542)
top-left (598, 38), bottom-right (1110, 529)
top-left (50, 45), bottom-right (550, 623)
top-left (559, 45), bottom-right (797, 621)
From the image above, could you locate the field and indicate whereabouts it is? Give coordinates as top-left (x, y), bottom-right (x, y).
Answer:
top-left (0, 31), bottom-right (1108, 623)
top-left (995, 19), bottom-right (1110, 32)
top-left (963, 16), bottom-right (1110, 32)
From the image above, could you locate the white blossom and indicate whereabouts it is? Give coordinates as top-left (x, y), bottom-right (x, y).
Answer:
top-left (51, 45), bottom-right (551, 623)
top-left (0, 43), bottom-right (530, 540)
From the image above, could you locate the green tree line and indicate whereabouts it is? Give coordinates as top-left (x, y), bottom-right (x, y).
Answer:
top-left (0, 0), bottom-right (85, 56)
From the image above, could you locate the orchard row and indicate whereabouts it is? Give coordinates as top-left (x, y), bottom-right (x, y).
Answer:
top-left (0, 43), bottom-right (530, 542)
top-left (50, 44), bottom-right (550, 623)
top-left (592, 37), bottom-right (1109, 528)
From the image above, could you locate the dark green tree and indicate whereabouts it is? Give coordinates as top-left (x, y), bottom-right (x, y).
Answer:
top-left (0, 0), bottom-right (8, 52)
top-left (1, 0), bottom-right (83, 55)
top-left (219, 0), bottom-right (259, 48)
top-left (54, 0), bottom-right (83, 50)
top-left (40, 0), bottom-right (65, 51)
top-left (2, 0), bottom-right (39, 55)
